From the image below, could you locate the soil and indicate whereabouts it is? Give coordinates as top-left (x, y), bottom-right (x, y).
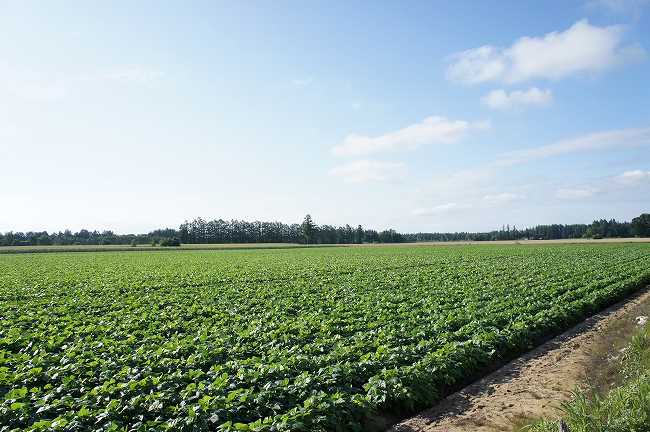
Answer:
top-left (388, 286), bottom-right (650, 432)
top-left (359, 238), bottom-right (650, 247)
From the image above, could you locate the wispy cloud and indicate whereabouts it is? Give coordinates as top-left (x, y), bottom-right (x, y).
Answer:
top-left (415, 127), bottom-right (649, 214)
top-left (333, 116), bottom-right (489, 157)
top-left (329, 160), bottom-right (406, 183)
top-left (86, 66), bottom-right (164, 85)
top-left (447, 19), bottom-right (645, 84)
top-left (496, 127), bottom-right (650, 166)
top-left (556, 187), bottom-right (599, 199)
top-left (616, 169), bottom-right (650, 185)
top-left (104, 67), bottom-right (164, 84)
top-left (413, 202), bottom-right (471, 216)
top-left (413, 168), bottom-right (499, 215)
top-left (1, 64), bottom-right (164, 101)
top-left (10, 82), bottom-right (67, 101)
top-left (483, 192), bottom-right (525, 204)
top-left (0, 63), bottom-right (68, 101)
top-left (481, 87), bottom-right (552, 110)
top-left (292, 77), bottom-right (314, 88)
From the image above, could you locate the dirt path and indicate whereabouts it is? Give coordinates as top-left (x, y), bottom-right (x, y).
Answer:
top-left (389, 286), bottom-right (650, 432)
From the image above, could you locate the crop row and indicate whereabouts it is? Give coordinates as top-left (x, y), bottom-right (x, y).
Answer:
top-left (1, 244), bottom-right (649, 431)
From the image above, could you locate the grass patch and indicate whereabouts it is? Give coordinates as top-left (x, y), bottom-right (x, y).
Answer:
top-left (525, 324), bottom-right (650, 432)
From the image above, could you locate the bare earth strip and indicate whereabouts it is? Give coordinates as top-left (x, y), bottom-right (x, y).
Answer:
top-left (389, 286), bottom-right (650, 432)
top-left (3, 237), bottom-right (649, 254)
top-left (361, 237), bottom-right (650, 247)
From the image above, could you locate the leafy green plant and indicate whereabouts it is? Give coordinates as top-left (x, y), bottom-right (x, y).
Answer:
top-left (160, 237), bottom-right (181, 247)
top-left (0, 244), bottom-right (648, 431)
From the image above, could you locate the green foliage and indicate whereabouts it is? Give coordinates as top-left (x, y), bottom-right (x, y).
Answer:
top-left (632, 213), bottom-right (650, 237)
top-left (2, 212), bottom-right (646, 248)
top-left (528, 321), bottom-right (650, 432)
top-left (0, 244), bottom-right (649, 431)
top-left (300, 215), bottom-right (315, 244)
top-left (159, 237), bottom-right (181, 247)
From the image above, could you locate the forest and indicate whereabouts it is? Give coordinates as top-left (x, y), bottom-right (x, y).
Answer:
top-left (0, 213), bottom-right (648, 247)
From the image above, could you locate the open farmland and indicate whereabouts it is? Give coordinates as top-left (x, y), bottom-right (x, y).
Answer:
top-left (1, 244), bottom-right (649, 431)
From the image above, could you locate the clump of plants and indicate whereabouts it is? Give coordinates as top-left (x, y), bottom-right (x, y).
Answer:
top-left (159, 237), bottom-right (181, 247)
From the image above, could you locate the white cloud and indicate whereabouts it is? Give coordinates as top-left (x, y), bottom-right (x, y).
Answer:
top-left (418, 127), bottom-right (648, 212)
top-left (79, 66), bottom-right (164, 85)
top-left (556, 187), bottom-right (599, 199)
top-left (292, 77), bottom-right (314, 88)
top-left (417, 167), bottom-right (497, 207)
top-left (329, 160), bottom-right (406, 183)
top-left (496, 127), bottom-right (650, 166)
top-left (481, 87), bottom-right (552, 110)
top-left (0, 63), bottom-right (67, 101)
top-left (413, 190), bottom-right (525, 219)
top-left (0, 64), bottom-right (163, 101)
top-left (413, 202), bottom-right (471, 216)
top-left (447, 19), bottom-right (645, 84)
top-left (483, 192), bottom-right (525, 203)
top-left (9, 83), bottom-right (67, 101)
top-left (616, 169), bottom-right (650, 185)
top-left (333, 116), bottom-right (489, 157)
top-left (447, 46), bottom-right (507, 84)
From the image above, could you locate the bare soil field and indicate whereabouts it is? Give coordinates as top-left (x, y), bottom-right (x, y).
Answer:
top-left (389, 286), bottom-right (650, 432)
top-left (2, 238), bottom-right (648, 254)
top-left (361, 237), bottom-right (650, 247)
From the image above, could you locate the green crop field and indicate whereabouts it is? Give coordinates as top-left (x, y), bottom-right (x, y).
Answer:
top-left (1, 244), bottom-right (649, 431)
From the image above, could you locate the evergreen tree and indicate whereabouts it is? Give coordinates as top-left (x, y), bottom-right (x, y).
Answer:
top-left (632, 213), bottom-right (650, 237)
top-left (301, 214), bottom-right (316, 245)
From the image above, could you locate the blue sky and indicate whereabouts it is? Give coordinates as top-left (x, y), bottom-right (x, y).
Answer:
top-left (1, 0), bottom-right (649, 233)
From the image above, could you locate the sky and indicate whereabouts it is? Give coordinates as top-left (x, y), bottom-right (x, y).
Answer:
top-left (1, 0), bottom-right (649, 234)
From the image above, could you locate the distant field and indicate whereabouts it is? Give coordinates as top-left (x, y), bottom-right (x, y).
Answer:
top-left (0, 243), bottom-right (314, 254)
top-left (1, 244), bottom-right (649, 431)
top-left (359, 237), bottom-right (650, 246)
top-left (2, 237), bottom-right (649, 254)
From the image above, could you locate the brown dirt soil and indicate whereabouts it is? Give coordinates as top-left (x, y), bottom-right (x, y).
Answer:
top-left (388, 286), bottom-right (650, 432)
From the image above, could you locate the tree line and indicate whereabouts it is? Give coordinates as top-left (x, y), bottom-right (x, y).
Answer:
top-left (1, 213), bottom-right (648, 247)
top-left (177, 215), bottom-right (404, 245)
top-left (405, 216), bottom-right (649, 242)
top-left (0, 228), bottom-right (180, 247)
